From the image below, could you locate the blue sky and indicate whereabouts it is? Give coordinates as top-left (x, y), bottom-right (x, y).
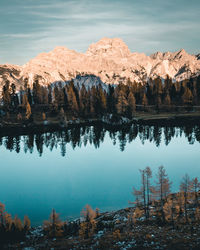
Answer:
top-left (0, 0), bottom-right (199, 65)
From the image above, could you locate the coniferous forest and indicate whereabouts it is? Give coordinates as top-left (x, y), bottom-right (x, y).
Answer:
top-left (1, 75), bottom-right (200, 128)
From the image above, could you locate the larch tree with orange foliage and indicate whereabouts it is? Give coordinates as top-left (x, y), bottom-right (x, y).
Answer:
top-left (79, 205), bottom-right (97, 239)
top-left (155, 166), bottom-right (172, 223)
top-left (180, 174), bottom-right (191, 223)
top-left (43, 209), bottom-right (64, 237)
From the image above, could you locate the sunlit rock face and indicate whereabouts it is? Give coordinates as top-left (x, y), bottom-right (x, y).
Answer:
top-left (0, 38), bottom-right (200, 89)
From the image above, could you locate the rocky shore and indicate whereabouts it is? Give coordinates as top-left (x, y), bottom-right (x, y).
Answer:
top-left (4, 207), bottom-right (200, 250)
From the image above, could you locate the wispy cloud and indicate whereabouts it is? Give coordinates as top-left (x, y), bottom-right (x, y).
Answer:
top-left (1, 33), bottom-right (38, 38)
top-left (0, 0), bottom-right (199, 65)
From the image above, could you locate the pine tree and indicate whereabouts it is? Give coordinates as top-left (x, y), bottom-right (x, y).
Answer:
top-left (0, 202), bottom-right (6, 224)
top-left (10, 83), bottom-right (19, 108)
top-left (23, 215), bottom-right (31, 231)
top-left (163, 195), bottom-right (177, 228)
top-left (53, 85), bottom-right (64, 105)
top-left (192, 87), bottom-right (197, 105)
top-left (14, 215), bottom-right (23, 231)
top-left (42, 87), bottom-right (49, 104)
top-left (164, 75), bottom-right (173, 93)
top-left (154, 77), bottom-right (163, 96)
top-left (27, 87), bottom-right (33, 105)
top-left (59, 107), bottom-right (65, 123)
top-left (170, 84), bottom-right (177, 104)
top-left (79, 85), bottom-right (88, 116)
top-left (127, 92), bottom-right (136, 117)
top-left (48, 85), bottom-right (52, 104)
top-left (116, 90), bottom-right (128, 115)
top-left (97, 85), bottom-right (107, 115)
top-left (145, 166), bottom-right (152, 218)
top-left (2, 80), bottom-right (11, 110)
top-left (132, 168), bottom-right (153, 220)
top-left (67, 85), bottom-right (79, 113)
top-left (25, 101), bottom-right (31, 120)
top-left (107, 84), bottom-right (115, 113)
top-left (176, 192), bottom-right (185, 223)
top-left (11, 83), bottom-right (16, 96)
top-left (141, 92), bottom-right (148, 108)
top-left (146, 82), bottom-right (154, 105)
top-left (195, 207), bottom-right (200, 222)
top-left (156, 95), bottom-right (162, 110)
top-left (33, 80), bottom-right (42, 104)
top-left (196, 76), bottom-right (200, 104)
top-left (190, 178), bottom-right (200, 207)
top-left (90, 86), bottom-right (97, 115)
top-left (22, 93), bottom-right (28, 107)
top-left (43, 209), bottom-right (63, 237)
top-left (163, 92), bottom-right (171, 106)
top-left (180, 174), bottom-right (191, 223)
top-left (79, 205), bottom-right (97, 239)
top-left (155, 166), bottom-right (172, 223)
top-left (182, 87), bottom-right (193, 105)
top-left (53, 86), bottom-right (59, 106)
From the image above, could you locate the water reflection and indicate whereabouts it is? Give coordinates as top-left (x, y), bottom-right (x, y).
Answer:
top-left (1, 123), bottom-right (200, 156)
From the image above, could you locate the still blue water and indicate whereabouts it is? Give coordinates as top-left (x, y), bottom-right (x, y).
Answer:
top-left (0, 124), bottom-right (199, 225)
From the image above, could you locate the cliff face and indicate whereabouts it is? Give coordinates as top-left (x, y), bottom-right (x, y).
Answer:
top-left (0, 38), bottom-right (200, 89)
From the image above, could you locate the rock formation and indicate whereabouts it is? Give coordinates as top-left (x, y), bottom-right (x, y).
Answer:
top-left (0, 37), bottom-right (199, 90)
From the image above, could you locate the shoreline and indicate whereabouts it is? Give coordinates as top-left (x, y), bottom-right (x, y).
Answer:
top-left (3, 205), bottom-right (200, 249)
top-left (133, 112), bottom-right (200, 125)
top-left (0, 112), bottom-right (200, 137)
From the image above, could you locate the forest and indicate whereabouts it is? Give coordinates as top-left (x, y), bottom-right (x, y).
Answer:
top-left (1, 75), bottom-right (200, 125)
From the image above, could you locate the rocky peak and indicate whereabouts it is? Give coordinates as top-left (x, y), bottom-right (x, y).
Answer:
top-left (86, 37), bottom-right (131, 58)
top-left (196, 53), bottom-right (200, 60)
top-left (173, 49), bottom-right (190, 60)
top-left (150, 51), bottom-right (175, 61)
top-left (50, 46), bottom-right (79, 56)
top-left (0, 38), bottom-right (200, 89)
top-left (150, 51), bottom-right (164, 60)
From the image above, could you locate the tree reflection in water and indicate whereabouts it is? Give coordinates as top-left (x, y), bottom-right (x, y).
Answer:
top-left (0, 123), bottom-right (200, 156)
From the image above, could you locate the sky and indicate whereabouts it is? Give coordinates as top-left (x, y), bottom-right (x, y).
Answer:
top-left (0, 0), bottom-right (199, 65)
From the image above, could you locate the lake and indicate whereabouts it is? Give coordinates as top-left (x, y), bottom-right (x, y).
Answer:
top-left (0, 123), bottom-right (200, 226)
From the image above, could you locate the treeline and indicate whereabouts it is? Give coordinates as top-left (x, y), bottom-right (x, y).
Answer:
top-left (0, 203), bottom-right (30, 245)
top-left (0, 124), bottom-right (200, 156)
top-left (132, 166), bottom-right (200, 226)
top-left (1, 75), bottom-right (200, 121)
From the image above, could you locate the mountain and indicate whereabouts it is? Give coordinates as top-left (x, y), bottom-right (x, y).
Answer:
top-left (0, 38), bottom-right (200, 90)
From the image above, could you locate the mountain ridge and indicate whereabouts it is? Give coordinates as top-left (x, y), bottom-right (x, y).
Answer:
top-left (0, 38), bottom-right (199, 89)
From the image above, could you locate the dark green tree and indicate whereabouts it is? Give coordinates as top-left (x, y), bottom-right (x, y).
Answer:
top-left (2, 80), bottom-right (11, 109)
top-left (33, 80), bottom-right (42, 104)
top-left (127, 92), bottom-right (136, 117)
top-left (182, 87), bottom-right (193, 105)
top-left (116, 90), bottom-right (128, 115)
